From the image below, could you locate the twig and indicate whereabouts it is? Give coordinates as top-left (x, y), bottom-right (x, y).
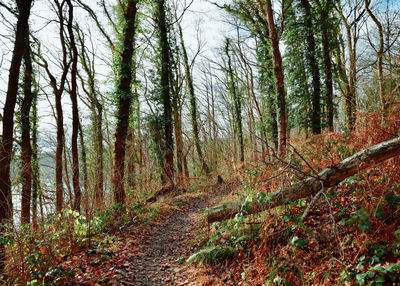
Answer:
top-left (301, 188), bottom-right (324, 220)
top-left (321, 189), bottom-right (345, 259)
top-left (257, 163), bottom-right (291, 183)
top-left (289, 143), bottom-right (320, 178)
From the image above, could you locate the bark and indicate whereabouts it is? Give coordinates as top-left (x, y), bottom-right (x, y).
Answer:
top-left (299, 0), bottom-right (321, 134)
top-left (178, 23), bottom-right (211, 176)
top-left (183, 144), bottom-right (191, 178)
top-left (173, 106), bottom-right (184, 177)
top-left (126, 128), bottom-right (136, 191)
top-left (335, 34), bottom-right (353, 128)
top-left (55, 89), bottom-right (64, 213)
top-left (338, 5), bottom-right (357, 129)
top-left (322, 28), bottom-right (334, 131)
top-left (364, 0), bottom-right (385, 110)
top-left (155, 0), bottom-right (175, 182)
top-left (126, 75), bottom-right (139, 191)
top-left (20, 40), bottom-right (34, 225)
top-left (206, 84), bottom-right (212, 165)
top-left (258, 39), bottom-right (278, 151)
top-left (78, 120), bottom-right (88, 214)
top-left (248, 95), bottom-right (257, 162)
top-left (170, 42), bottom-right (183, 179)
top-left (94, 107), bottom-right (104, 207)
top-left (207, 136), bottom-right (400, 223)
top-left (113, 0), bottom-right (138, 208)
top-left (268, 92), bottom-right (278, 150)
top-left (225, 39), bottom-right (244, 163)
top-left (31, 82), bottom-right (40, 222)
top-left (258, 0), bottom-right (287, 156)
top-left (63, 141), bottom-right (72, 209)
top-left (211, 71), bottom-right (217, 165)
top-left (318, 0), bottom-right (334, 131)
top-left (67, 0), bottom-right (81, 212)
top-left (0, 0), bottom-right (32, 272)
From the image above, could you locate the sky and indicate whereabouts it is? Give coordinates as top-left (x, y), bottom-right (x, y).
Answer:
top-left (181, 0), bottom-right (231, 55)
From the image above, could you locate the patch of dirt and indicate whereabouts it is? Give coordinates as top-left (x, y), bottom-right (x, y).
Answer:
top-left (113, 182), bottom-right (236, 286)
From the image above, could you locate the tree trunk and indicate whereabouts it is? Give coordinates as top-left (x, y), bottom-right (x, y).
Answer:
top-left (183, 145), bottom-right (191, 178)
top-left (300, 0), bottom-right (322, 134)
top-left (318, 0), bottom-right (334, 131)
top-left (173, 107), bottom-right (184, 177)
top-left (55, 92), bottom-right (64, 212)
top-left (113, 0), bottom-right (138, 209)
top-left (322, 28), bottom-right (334, 131)
top-left (78, 120), bottom-right (88, 215)
top-left (126, 72), bottom-right (139, 191)
top-left (0, 0), bottom-right (32, 272)
top-left (259, 39), bottom-right (278, 152)
top-left (364, 0), bottom-right (385, 110)
top-left (207, 136), bottom-right (400, 223)
top-left (94, 106), bottom-right (104, 208)
top-left (225, 39), bottom-right (244, 163)
top-left (21, 40), bottom-right (34, 225)
top-left (67, 0), bottom-right (81, 212)
top-left (258, 0), bottom-right (287, 156)
top-left (156, 0), bottom-right (175, 183)
top-left (31, 80), bottom-right (40, 223)
top-left (268, 93), bottom-right (278, 150)
top-left (63, 140), bottom-right (72, 209)
top-left (338, 6), bottom-right (357, 129)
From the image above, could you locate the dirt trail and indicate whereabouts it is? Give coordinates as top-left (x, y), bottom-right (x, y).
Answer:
top-left (114, 183), bottom-right (235, 286)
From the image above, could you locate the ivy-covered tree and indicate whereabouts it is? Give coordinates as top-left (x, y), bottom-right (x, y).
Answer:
top-left (315, 0), bottom-right (337, 131)
top-left (257, 0), bottom-right (287, 156)
top-left (31, 70), bottom-right (40, 223)
top-left (283, 3), bottom-right (314, 133)
top-left (20, 37), bottom-right (34, 225)
top-left (221, 0), bottom-right (279, 153)
top-left (154, 0), bottom-right (174, 184)
top-left (112, 0), bottom-right (139, 209)
top-left (224, 38), bottom-right (244, 163)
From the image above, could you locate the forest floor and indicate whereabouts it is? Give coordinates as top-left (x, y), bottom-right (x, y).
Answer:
top-left (63, 181), bottom-right (237, 285)
top-left (112, 182), bottom-right (235, 286)
top-left (10, 115), bottom-right (399, 285)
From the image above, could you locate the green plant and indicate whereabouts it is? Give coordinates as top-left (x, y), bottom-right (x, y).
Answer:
top-left (391, 229), bottom-right (400, 256)
top-left (186, 245), bottom-right (237, 265)
top-left (339, 207), bottom-right (371, 233)
top-left (340, 245), bottom-right (400, 285)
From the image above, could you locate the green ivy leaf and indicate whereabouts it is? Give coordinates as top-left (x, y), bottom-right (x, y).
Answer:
top-left (375, 248), bottom-right (385, 257)
top-left (358, 220), bottom-right (371, 233)
top-left (356, 272), bottom-right (367, 281)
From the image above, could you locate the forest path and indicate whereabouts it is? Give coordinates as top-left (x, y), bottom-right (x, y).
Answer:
top-left (114, 182), bottom-right (235, 286)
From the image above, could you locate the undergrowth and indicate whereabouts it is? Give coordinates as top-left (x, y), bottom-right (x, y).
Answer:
top-left (189, 111), bottom-right (400, 285)
top-left (0, 186), bottom-right (196, 285)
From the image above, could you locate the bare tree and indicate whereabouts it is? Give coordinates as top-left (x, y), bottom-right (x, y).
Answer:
top-left (0, 0), bottom-right (33, 273)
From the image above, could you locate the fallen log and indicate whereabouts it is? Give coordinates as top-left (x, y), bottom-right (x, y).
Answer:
top-left (207, 136), bottom-right (400, 223)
